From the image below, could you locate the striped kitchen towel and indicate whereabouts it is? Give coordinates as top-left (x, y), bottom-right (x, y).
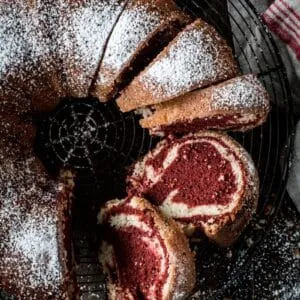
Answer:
top-left (263, 0), bottom-right (300, 61)
top-left (262, 0), bottom-right (300, 211)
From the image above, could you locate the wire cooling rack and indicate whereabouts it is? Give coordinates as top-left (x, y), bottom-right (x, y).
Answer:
top-left (1, 0), bottom-right (292, 299)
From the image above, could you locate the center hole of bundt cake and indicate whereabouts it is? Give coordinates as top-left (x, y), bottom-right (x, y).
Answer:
top-left (111, 227), bottom-right (165, 298)
top-left (36, 98), bottom-right (152, 175)
top-left (146, 141), bottom-right (238, 207)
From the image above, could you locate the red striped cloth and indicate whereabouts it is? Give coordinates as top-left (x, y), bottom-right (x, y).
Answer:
top-left (263, 0), bottom-right (300, 60)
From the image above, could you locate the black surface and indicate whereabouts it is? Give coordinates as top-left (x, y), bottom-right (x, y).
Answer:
top-left (191, 197), bottom-right (300, 299)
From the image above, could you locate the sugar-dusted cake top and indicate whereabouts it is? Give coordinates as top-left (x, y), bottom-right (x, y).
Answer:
top-left (99, 0), bottom-right (186, 74)
top-left (58, 0), bottom-right (126, 97)
top-left (117, 18), bottom-right (238, 112)
top-left (140, 19), bottom-right (238, 99)
top-left (211, 74), bottom-right (270, 110)
top-left (0, 155), bottom-right (71, 299)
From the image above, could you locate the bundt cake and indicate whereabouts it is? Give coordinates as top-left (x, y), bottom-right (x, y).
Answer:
top-left (127, 131), bottom-right (259, 247)
top-left (0, 152), bottom-right (75, 299)
top-left (98, 196), bottom-right (196, 300)
top-left (0, 0), bottom-right (266, 298)
top-left (117, 18), bottom-right (239, 112)
top-left (0, 1), bottom-right (192, 298)
top-left (140, 74), bottom-right (271, 136)
top-left (91, 0), bottom-right (190, 102)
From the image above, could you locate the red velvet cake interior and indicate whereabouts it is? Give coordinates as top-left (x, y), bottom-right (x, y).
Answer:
top-left (98, 196), bottom-right (196, 299)
top-left (102, 213), bottom-right (167, 298)
top-left (127, 131), bottom-right (258, 244)
top-left (104, 228), bottom-right (167, 297)
top-left (152, 113), bottom-right (266, 136)
top-left (143, 139), bottom-right (238, 208)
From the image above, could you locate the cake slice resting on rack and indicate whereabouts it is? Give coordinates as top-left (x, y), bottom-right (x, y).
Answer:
top-left (140, 74), bottom-right (270, 136)
top-left (98, 196), bottom-right (196, 299)
top-left (127, 131), bottom-right (259, 247)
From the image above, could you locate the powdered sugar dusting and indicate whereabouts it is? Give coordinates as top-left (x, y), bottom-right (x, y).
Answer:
top-left (0, 2), bottom-right (55, 98)
top-left (7, 207), bottom-right (61, 289)
top-left (57, 0), bottom-right (125, 97)
top-left (212, 74), bottom-right (270, 110)
top-left (141, 20), bottom-right (237, 99)
top-left (100, 5), bottom-right (162, 73)
top-left (0, 3), bottom-right (29, 82)
top-left (0, 155), bottom-right (69, 296)
top-left (0, 1), bottom-right (125, 100)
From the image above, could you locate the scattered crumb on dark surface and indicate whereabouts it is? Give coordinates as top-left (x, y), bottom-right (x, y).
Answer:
top-left (191, 198), bottom-right (300, 299)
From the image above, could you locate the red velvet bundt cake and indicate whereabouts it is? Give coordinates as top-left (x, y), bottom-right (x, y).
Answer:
top-left (140, 74), bottom-right (271, 136)
top-left (117, 19), bottom-right (238, 112)
top-left (98, 196), bottom-right (196, 299)
top-left (127, 131), bottom-right (259, 247)
top-left (0, 1), bottom-right (194, 298)
top-left (0, 153), bottom-right (75, 299)
top-left (92, 0), bottom-right (190, 101)
top-left (0, 0), bottom-right (266, 298)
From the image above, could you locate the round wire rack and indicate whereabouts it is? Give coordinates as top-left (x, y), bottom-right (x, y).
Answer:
top-left (3, 0), bottom-right (293, 299)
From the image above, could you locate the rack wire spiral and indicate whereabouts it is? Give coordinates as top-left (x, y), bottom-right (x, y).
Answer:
top-left (1, 0), bottom-right (294, 299)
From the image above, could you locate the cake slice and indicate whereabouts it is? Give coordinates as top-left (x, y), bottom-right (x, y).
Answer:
top-left (0, 154), bottom-right (76, 299)
top-left (140, 74), bottom-right (270, 136)
top-left (98, 196), bottom-right (196, 299)
top-left (92, 0), bottom-right (191, 102)
top-left (117, 19), bottom-right (238, 112)
top-left (127, 131), bottom-right (259, 247)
